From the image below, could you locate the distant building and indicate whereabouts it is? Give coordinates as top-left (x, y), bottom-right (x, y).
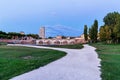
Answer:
top-left (56, 36), bottom-right (63, 39)
top-left (39, 27), bottom-right (45, 39)
top-left (80, 34), bottom-right (85, 39)
top-left (20, 31), bottom-right (25, 35)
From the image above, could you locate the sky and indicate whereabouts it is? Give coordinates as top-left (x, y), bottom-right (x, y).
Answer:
top-left (0, 0), bottom-right (119, 37)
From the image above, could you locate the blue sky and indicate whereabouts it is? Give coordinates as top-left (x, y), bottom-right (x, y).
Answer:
top-left (0, 0), bottom-right (119, 37)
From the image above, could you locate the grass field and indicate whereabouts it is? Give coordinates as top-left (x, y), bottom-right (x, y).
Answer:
top-left (90, 43), bottom-right (120, 80)
top-left (0, 46), bottom-right (66, 80)
top-left (46, 44), bottom-right (83, 49)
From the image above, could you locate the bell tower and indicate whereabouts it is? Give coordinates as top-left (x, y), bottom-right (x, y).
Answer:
top-left (39, 26), bottom-right (45, 39)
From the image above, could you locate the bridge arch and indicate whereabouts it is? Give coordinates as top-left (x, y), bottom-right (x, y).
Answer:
top-left (53, 40), bottom-right (61, 45)
top-left (39, 41), bottom-right (44, 45)
top-left (62, 40), bottom-right (68, 45)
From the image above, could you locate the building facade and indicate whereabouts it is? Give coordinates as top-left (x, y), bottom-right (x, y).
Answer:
top-left (39, 27), bottom-right (45, 39)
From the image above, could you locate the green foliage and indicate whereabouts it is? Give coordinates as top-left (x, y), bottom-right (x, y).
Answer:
top-left (0, 42), bottom-right (7, 45)
top-left (8, 32), bottom-right (24, 39)
top-left (0, 46), bottom-right (66, 80)
top-left (113, 16), bottom-right (120, 42)
top-left (89, 28), bottom-right (92, 41)
top-left (84, 25), bottom-right (88, 41)
top-left (48, 37), bottom-right (53, 39)
top-left (103, 12), bottom-right (119, 26)
top-left (27, 34), bottom-right (39, 39)
top-left (89, 20), bottom-right (98, 43)
top-left (99, 26), bottom-right (112, 43)
top-left (0, 31), bottom-right (8, 39)
top-left (93, 20), bottom-right (98, 42)
top-left (100, 12), bottom-right (120, 43)
top-left (99, 26), bottom-right (106, 41)
top-left (0, 31), bottom-right (39, 39)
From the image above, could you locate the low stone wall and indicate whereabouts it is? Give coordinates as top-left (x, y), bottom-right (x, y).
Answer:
top-left (0, 38), bottom-right (86, 45)
top-left (0, 39), bottom-right (36, 44)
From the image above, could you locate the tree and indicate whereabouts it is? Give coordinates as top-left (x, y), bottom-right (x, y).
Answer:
top-left (103, 12), bottom-right (119, 26)
top-left (84, 25), bottom-right (88, 41)
top-left (89, 27), bottom-right (94, 43)
top-left (105, 26), bottom-right (112, 41)
top-left (48, 37), bottom-right (53, 39)
top-left (113, 15), bottom-right (120, 43)
top-left (93, 20), bottom-right (98, 42)
top-left (27, 34), bottom-right (39, 39)
top-left (99, 26), bottom-right (106, 41)
top-left (89, 20), bottom-right (98, 43)
top-left (0, 31), bottom-right (8, 39)
top-left (100, 11), bottom-right (120, 43)
top-left (8, 32), bottom-right (19, 39)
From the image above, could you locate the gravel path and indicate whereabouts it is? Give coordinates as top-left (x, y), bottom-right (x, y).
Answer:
top-left (10, 44), bottom-right (101, 80)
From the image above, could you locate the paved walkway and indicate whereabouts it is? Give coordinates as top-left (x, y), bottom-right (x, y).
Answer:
top-left (10, 44), bottom-right (101, 80)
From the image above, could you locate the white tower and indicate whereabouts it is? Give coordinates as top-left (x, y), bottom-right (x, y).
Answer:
top-left (39, 27), bottom-right (45, 39)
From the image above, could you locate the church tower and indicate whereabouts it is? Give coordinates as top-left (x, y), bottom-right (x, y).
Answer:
top-left (39, 27), bottom-right (45, 39)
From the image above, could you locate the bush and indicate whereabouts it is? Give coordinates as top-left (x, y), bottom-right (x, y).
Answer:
top-left (0, 42), bottom-right (7, 45)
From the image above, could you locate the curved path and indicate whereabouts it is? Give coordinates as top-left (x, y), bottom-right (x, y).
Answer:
top-left (10, 44), bottom-right (101, 80)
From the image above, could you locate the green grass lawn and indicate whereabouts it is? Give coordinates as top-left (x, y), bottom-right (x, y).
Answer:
top-left (46, 44), bottom-right (83, 49)
top-left (0, 46), bottom-right (66, 80)
top-left (90, 42), bottom-right (120, 80)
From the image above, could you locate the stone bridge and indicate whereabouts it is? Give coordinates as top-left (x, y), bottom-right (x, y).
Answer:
top-left (36, 38), bottom-right (86, 45)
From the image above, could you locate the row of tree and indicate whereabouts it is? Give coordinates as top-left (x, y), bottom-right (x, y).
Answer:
top-left (84, 20), bottom-right (98, 43)
top-left (84, 11), bottom-right (120, 44)
top-left (0, 31), bottom-right (39, 39)
top-left (99, 12), bottom-right (120, 43)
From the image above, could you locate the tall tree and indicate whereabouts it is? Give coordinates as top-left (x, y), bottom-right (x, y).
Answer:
top-left (93, 20), bottom-right (98, 42)
top-left (89, 27), bottom-right (94, 43)
top-left (84, 25), bottom-right (88, 41)
top-left (89, 20), bottom-right (98, 43)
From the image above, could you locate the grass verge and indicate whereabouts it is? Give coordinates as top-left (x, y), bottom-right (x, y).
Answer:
top-left (0, 42), bottom-right (7, 45)
top-left (90, 42), bottom-right (120, 80)
top-left (46, 44), bottom-right (83, 49)
top-left (0, 46), bottom-right (66, 80)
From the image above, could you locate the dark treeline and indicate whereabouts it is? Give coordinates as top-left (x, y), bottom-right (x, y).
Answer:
top-left (84, 11), bottom-right (120, 44)
top-left (84, 25), bottom-right (88, 41)
top-left (0, 31), bottom-right (39, 39)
